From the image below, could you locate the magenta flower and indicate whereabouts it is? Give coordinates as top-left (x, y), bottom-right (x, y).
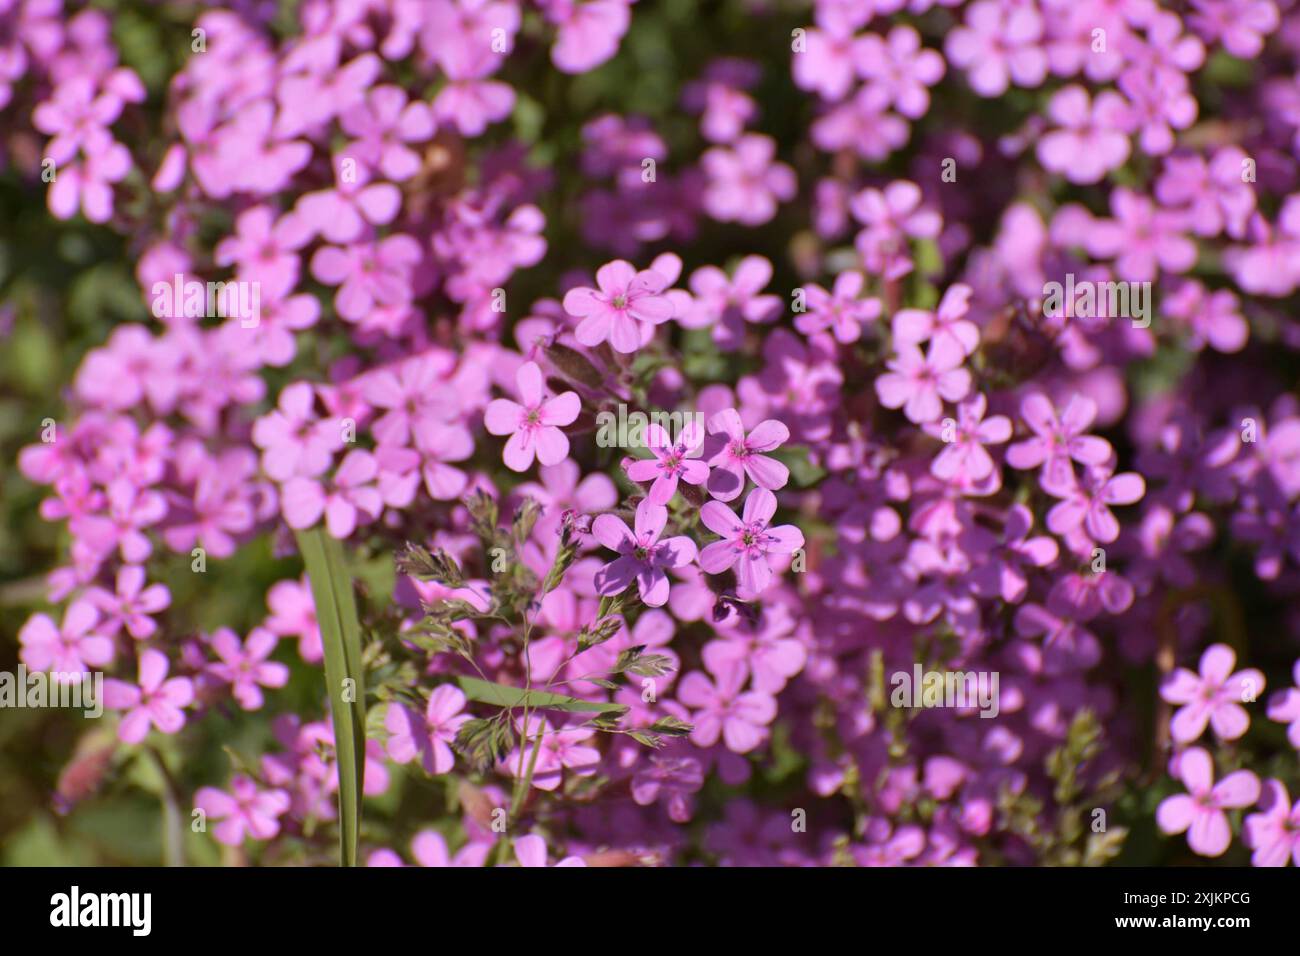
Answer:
top-left (705, 408), bottom-right (790, 502)
top-left (698, 487), bottom-right (804, 595)
top-left (512, 833), bottom-right (586, 867)
top-left (384, 684), bottom-right (471, 775)
top-left (1267, 658), bottom-right (1300, 750)
top-left (875, 339), bottom-right (972, 425)
top-left (504, 716), bottom-right (600, 791)
top-left (592, 499), bottom-right (698, 607)
top-left (251, 382), bottom-right (341, 482)
top-left (1244, 780), bottom-right (1300, 867)
top-left (1046, 466), bottom-right (1146, 544)
top-left (562, 259), bottom-right (674, 353)
top-left (47, 143), bottom-right (132, 223)
top-left (1006, 393), bottom-right (1114, 496)
top-left (1157, 747), bottom-right (1259, 858)
top-left (281, 449), bottom-right (384, 539)
top-left (1087, 187), bottom-right (1197, 282)
top-left (700, 133), bottom-right (797, 226)
top-left (18, 600), bottom-right (113, 677)
top-left (195, 775), bottom-right (291, 847)
top-left (925, 394), bottom-right (1012, 483)
top-left (677, 657), bottom-right (777, 754)
top-left (309, 234), bottom-right (422, 323)
top-left (339, 84), bottom-right (436, 181)
top-left (625, 420), bottom-right (709, 505)
top-left (545, 0), bottom-right (630, 75)
top-left (891, 283), bottom-right (980, 357)
top-left (1158, 644), bottom-right (1263, 746)
top-left (483, 360), bottom-right (580, 472)
top-left (631, 754), bottom-right (705, 823)
top-left (103, 649), bottom-right (194, 744)
top-left (264, 575), bottom-right (322, 664)
top-left (369, 831), bottom-right (490, 868)
top-left (206, 627), bottom-right (290, 711)
top-left (86, 564), bottom-right (170, 640)
top-left (1036, 86), bottom-right (1132, 185)
top-left (945, 0), bottom-right (1048, 97)
top-left (794, 270), bottom-right (882, 344)
top-left (853, 25), bottom-right (945, 118)
top-left (213, 205), bottom-right (310, 300)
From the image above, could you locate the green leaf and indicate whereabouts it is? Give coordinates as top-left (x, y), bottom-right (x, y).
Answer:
top-left (769, 445), bottom-right (826, 487)
top-left (456, 676), bottom-right (628, 715)
top-left (295, 527), bottom-right (366, 867)
top-left (648, 715), bottom-right (693, 737)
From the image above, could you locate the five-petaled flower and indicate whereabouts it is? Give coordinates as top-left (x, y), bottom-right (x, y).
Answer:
top-left (625, 421), bottom-right (710, 505)
top-left (562, 259), bottom-right (674, 353)
top-left (1156, 747), bottom-right (1259, 858)
top-left (698, 487), bottom-right (804, 595)
top-left (593, 500), bottom-right (698, 607)
top-left (484, 360), bottom-right (581, 472)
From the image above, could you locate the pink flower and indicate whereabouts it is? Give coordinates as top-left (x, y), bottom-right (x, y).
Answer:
top-left (698, 487), bottom-right (804, 595)
top-left (339, 84), bottom-right (436, 181)
top-left (384, 684), bottom-right (471, 775)
top-left (1161, 644), bottom-right (1265, 744)
top-left (705, 408), bottom-right (790, 502)
top-left (1156, 747), bottom-right (1259, 858)
top-left (945, 0), bottom-right (1048, 97)
top-left (369, 830), bottom-right (490, 868)
top-left (562, 260), bottom-right (674, 353)
top-left (103, 648), bottom-right (194, 744)
top-left (631, 754), bottom-right (704, 822)
top-left (924, 394), bottom-right (1012, 483)
top-left (891, 283), bottom-right (980, 357)
top-left (1036, 86), bottom-right (1133, 185)
top-left (512, 833), bottom-right (586, 867)
top-left (282, 449), bottom-right (384, 539)
top-left (47, 143), bottom-right (132, 223)
top-left (794, 270), bottom-right (881, 344)
top-left (700, 133), bottom-right (797, 226)
top-left (545, 0), bottom-right (630, 74)
top-left (853, 25), bottom-right (946, 119)
top-left (1005, 393), bottom-right (1114, 496)
top-left (19, 600), bottom-right (114, 677)
top-left (309, 234), bottom-right (422, 323)
top-left (504, 716), bottom-right (600, 791)
top-left (677, 657), bottom-right (777, 754)
top-left (1046, 466), bottom-right (1146, 544)
top-left (213, 205), bottom-right (311, 300)
top-left (1244, 780), bottom-right (1300, 867)
top-left (195, 775), bottom-right (291, 846)
top-left (252, 382), bottom-right (343, 482)
top-left (206, 626), bottom-right (290, 711)
top-left (264, 575), bottom-right (322, 663)
top-left (625, 420), bottom-right (709, 505)
top-left (483, 361), bottom-right (581, 472)
top-left (86, 564), bottom-right (170, 640)
top-left (1267, 658), bottom-right (1300, 750)
top-left (875, 338), bottom-right (972, 425)
top-left (592, 499), bottom-right (698, 607)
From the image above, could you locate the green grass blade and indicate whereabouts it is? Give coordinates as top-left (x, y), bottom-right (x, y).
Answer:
top-left (296, 527), bottom-right (366, 867)
top-left (456, 675), bottom-right (628, 714)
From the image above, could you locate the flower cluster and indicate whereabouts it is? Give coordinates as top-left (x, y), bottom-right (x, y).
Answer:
top-left (3, 0), bottom-right (1300, 869)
